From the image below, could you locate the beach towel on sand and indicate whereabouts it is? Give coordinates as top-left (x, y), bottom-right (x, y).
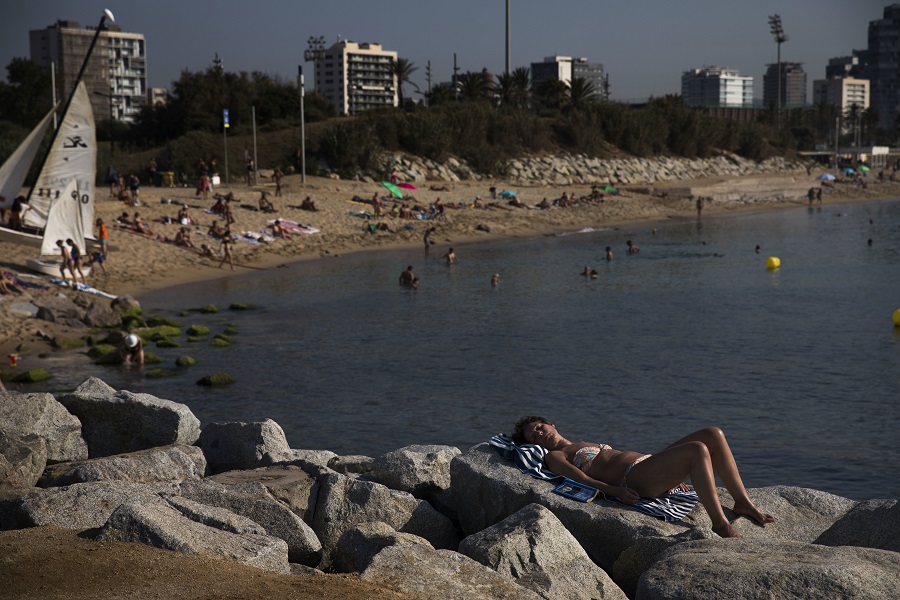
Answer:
top-left (489, 434), bottom-right (699, 522)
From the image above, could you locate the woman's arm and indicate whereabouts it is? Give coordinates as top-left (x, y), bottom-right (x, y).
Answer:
top-left (544, 451), bottom-right (640, 504)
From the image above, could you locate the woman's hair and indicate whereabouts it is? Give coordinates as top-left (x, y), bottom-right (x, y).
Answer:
top-left (511, 415), bottom-right (552, 444)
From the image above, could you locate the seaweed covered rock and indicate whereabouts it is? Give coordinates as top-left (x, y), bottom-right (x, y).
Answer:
top-left (187, 325), bottom-right (210, 336)
top-left (197, 373), bottom-right (236, 386)
top-left (211, 337), bottom-right (231, 347)
top-left (146, 368), bottom-right (179, 378)
top-left (155, 339), bottom-right (181, 348)
top-left (196, 304), bottom-right (218, 314)
top-left (175, 356), bottom-right (197, 367)
top-left (87, 343), bottom-right (117, 359)
top-left (228, 303), bottom-right (257, 311)
top-left (145, 316), bottom-right (184, 328)
top-left (12, 368), bottom-right (51, 383)
top-left (51, 337), bottom-right (86, 350)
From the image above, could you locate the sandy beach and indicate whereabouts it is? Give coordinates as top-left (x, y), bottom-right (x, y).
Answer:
top-left (1, 169), bottom-right (896, 361)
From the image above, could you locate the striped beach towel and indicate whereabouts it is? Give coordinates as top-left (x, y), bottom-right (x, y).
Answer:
top-left (489, 434), bottom-right (699, 523)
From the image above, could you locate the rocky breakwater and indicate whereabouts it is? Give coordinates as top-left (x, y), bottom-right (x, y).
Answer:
top-left (2, 380), bottom-right (898, 599)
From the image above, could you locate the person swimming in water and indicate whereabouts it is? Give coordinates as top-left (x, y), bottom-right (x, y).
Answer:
top-left (512, 416), bottom-right (775, 538)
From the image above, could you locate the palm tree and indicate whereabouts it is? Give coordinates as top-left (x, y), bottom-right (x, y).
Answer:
top-left (457, 71), bottom-right (487, 102)
top-left (510, 67), bottom-right (531, 108)
top-left (391, 58), bottom-right (418, 108)
top-left (844, 102), bottom-right (862, 146)
top-left (494, 72), bottom-right (514, 107)
top-left (427, 83), bottom-right (454, 107)
top-left (535, 77), bottom-right (569, 110)
top-left (567, 77), bottom-right (597, 110)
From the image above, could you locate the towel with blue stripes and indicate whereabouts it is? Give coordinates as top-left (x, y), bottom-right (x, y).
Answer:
top-left (489, 434), bottom-right (699, 523)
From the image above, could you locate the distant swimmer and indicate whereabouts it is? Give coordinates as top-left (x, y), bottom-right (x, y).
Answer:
top-left (491, 273), bottom-right (500, 287)
top-left (581, 266), bottom-right (591, 277)
top-left (442, 247), bottom-right (458, 267)
top-left (755, 245), bottom-right (761, 254)
top-left (868, 238), bottom-right (873, 246)
top-left (605, 246), bottom-right (613, 261)
top-left (590, 269), bottom-right (598, 279)
top-left (626, 240), bottom-right (639, 254)
top-left (399, 265), bottom-right (416, 287)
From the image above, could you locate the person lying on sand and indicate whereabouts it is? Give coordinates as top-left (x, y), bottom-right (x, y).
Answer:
top-left (512, 416), bottom-right (775, 538)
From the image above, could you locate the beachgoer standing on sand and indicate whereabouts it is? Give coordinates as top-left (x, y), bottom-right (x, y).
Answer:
top-left (442, 247), bottom-right (458, 267)
top-left (95, 218), bottom-right (109, 257)
top-left (66, 239), bottom-right (88, 285)
top-left (696, 196), bottom-right (704, 217)
top-left (605, 246), bottom-right (613, 261)
top-left (274, 167), bottom-right (283, 197)
top-left (245, 157), bottom-right (255, 186)
top-left (56, 239), bottom-right (72, 280)
top-left (219, 230), bottom-right (235, 271)
top-left (399, 265), bottom-right (415, 287)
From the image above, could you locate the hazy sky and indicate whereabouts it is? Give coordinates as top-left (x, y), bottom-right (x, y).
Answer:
top-left (0, 1), bottom-right (884, 102)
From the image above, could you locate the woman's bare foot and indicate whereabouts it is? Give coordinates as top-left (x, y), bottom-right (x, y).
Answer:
top-left (733, 500), bottom-right (775, 526)
top-left (712, 522), bottom-right (742, 538)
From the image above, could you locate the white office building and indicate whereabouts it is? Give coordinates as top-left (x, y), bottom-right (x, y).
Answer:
top-left (681, 67), bottom-right (753, 108)
top-left (317, 41), bottom-right (398, 116)
top-left (30, 20), bottom-right (147, 123)
top-left (531, 55), bottom-right (605, 97)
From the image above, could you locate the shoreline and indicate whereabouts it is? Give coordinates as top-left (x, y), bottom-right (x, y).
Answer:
top-left (1, 169), bottom-right (897, 360)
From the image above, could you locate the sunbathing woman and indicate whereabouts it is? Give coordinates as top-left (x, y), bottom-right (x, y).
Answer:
top-left (512, 416), bottom-right (774, 538)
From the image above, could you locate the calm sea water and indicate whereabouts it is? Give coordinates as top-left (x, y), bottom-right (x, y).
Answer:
top-left (24, 198), bottom-right (900, 501)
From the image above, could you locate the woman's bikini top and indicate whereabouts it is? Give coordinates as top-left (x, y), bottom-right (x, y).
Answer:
top-left (572, 444), bottom-right (612, 474)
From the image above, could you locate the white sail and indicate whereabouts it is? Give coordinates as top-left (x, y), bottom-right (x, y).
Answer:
top-left (0, 106), bottom-right (56, 210)
top-left (40, 178), bottom-right (85, 256)
top-left (24, 81), bottom-right (96, 237)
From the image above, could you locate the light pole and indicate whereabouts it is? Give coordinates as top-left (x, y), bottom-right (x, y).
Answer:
top-left (304, 36), bottom-right (326, 94)
top-left (297, 65), bottom-right (306, 184)
top-left (768, 14), bottom-right (788, 127)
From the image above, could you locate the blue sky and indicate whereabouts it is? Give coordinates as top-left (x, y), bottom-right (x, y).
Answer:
top-left (0, 1), bottom-right (883, 102)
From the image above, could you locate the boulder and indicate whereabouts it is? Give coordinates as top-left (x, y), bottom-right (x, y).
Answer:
top-left (15, 480), bottom-right (179, 529)
top-left (97, 497), bottom-right (290, 574)
top-left (177, 478), bottom-right (322, 566)
top-left (459, 503), bottom-right (627, 600)
top-left (636, 539), bottom-right (900, 600)
top-left (327, 454), bottom-right (375, 476)
top-left (110, 294), bottom-right (141, 313)
top-left (38, 444), bottom-right (206, 487)
top-left (286, 449), bottom-right (338, 469)
top-left (82, 301), bottom-right (122, 328)
top-left (814, 499), bottom-right (900, 552)
top-left (207, 465), bottom-right (320, 525)
top-left (312, 470), bottom-right (459, 569)
top-left (198, 420), bottom-right (294, 474)
top-left (372, 444), bottom-right (459, 499)
top-left (58, 379), bottom-right (201, 458)
top-left (0, 391), bottom-right (87, 462)
top-left (0, 431), bottom-right (47, 490)
top-left (334, 521), bottom-right (433, 573)
top-left (361, 545), bottom-right (543, 600)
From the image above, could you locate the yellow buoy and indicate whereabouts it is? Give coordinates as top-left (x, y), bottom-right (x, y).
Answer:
top-left (893, 309), bottom-right (900, 327)
top-left (766, 256), bottom-right (781, 270)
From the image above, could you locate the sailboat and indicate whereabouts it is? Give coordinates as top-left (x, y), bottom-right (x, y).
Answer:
top-left (0, 8), bottom-right (115, 278)
top-left (0, 81), bottom-right (96, 277)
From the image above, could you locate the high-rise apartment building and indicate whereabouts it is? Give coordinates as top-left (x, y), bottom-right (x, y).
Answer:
top-left (317, 41), bottom-right (397, 116)
top-left (531, 56), bottom-right (605, 98)
top-left (812, 78), bottom-right (870, 133)
top-left (29, 20), bottom-right (147, 123)
top-left (762, 62), bottom-right (807, 108)
top-left (825, 52), bottom-right (867, 80)
top-left (867, 4), bottom-right (900, 131)
top-left (681, 67), bottom-right (753, 108)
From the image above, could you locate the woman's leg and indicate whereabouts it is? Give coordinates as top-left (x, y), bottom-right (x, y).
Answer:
top-left (665, 427), bottom-right (774, 525)
top-left (624, 441), bottom-right (740, 538)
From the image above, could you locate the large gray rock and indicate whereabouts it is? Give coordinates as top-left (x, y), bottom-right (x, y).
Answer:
top-left (207, 465), bottom-right (320, 525)
top-left (373, 444), bottom-right (459, 504)
top-left (334, 521), bottom-right (433, 573)
top-left (38, 444), bottom-right (206, 487)
top-left (198, 420), bottom-right (294, 474)
top-left (286, 449), bottom-right (337, 469)
top-left (451, 445), bottom-right (854, 580)
top-left (361, 545), bottom-right (543, 600)
top-left (459, 503), bottom-right (627, 600)
top-left (327, 454), bottom-right (375, 477)
top-left (815, 499), bottom-right (900, 552)
top-left (0, 391), bottom-right (87, 462)
top-left (82, 301), bottom-right (122, 328)
top-left (58, 379), bottom-right (201, 458)
top-left (0, 431), bottom-right (47, 490)
top-left (636, 539), bottom-right (900, 600)
top-left (97, 497), bottom-right (290, 574)
top-left (312, 470), bottom-right (459, 568)
top-left (177, 478), bottom-right (322, 566)
top-left (15, 480), bottom-right (178, 529)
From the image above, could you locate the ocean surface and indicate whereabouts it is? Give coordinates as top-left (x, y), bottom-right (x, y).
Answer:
top-left (26, 198), bottom-right (900, 501)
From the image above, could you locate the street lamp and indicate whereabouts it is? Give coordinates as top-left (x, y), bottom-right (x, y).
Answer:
top-left (304, 36), bottom-right (326, 93)
top-left (768, 14), bottom-right (788, 125)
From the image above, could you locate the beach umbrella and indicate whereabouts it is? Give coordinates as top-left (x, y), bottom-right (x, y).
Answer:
top-left (397, 182), bottom-right (417, 190)
top-left (498, 190), bottom-right (517, 198)
top-left (601, 185), bottom-right (618, 193)
top-left (842, 167), bottom-right (856, 174)
top-left (859, 165), bottom-right (870, 172)
top-left (817, 173), bottom-right (836, 181)
top-left (380, 181), bottom-right (403, 199)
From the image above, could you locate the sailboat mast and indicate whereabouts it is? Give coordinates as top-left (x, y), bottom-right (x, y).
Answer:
top-left (25, 9), bottom-right (115, 205)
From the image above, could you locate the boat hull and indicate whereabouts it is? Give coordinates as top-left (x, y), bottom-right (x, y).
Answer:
top-left (26, 257), bottom-right (92, 279)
